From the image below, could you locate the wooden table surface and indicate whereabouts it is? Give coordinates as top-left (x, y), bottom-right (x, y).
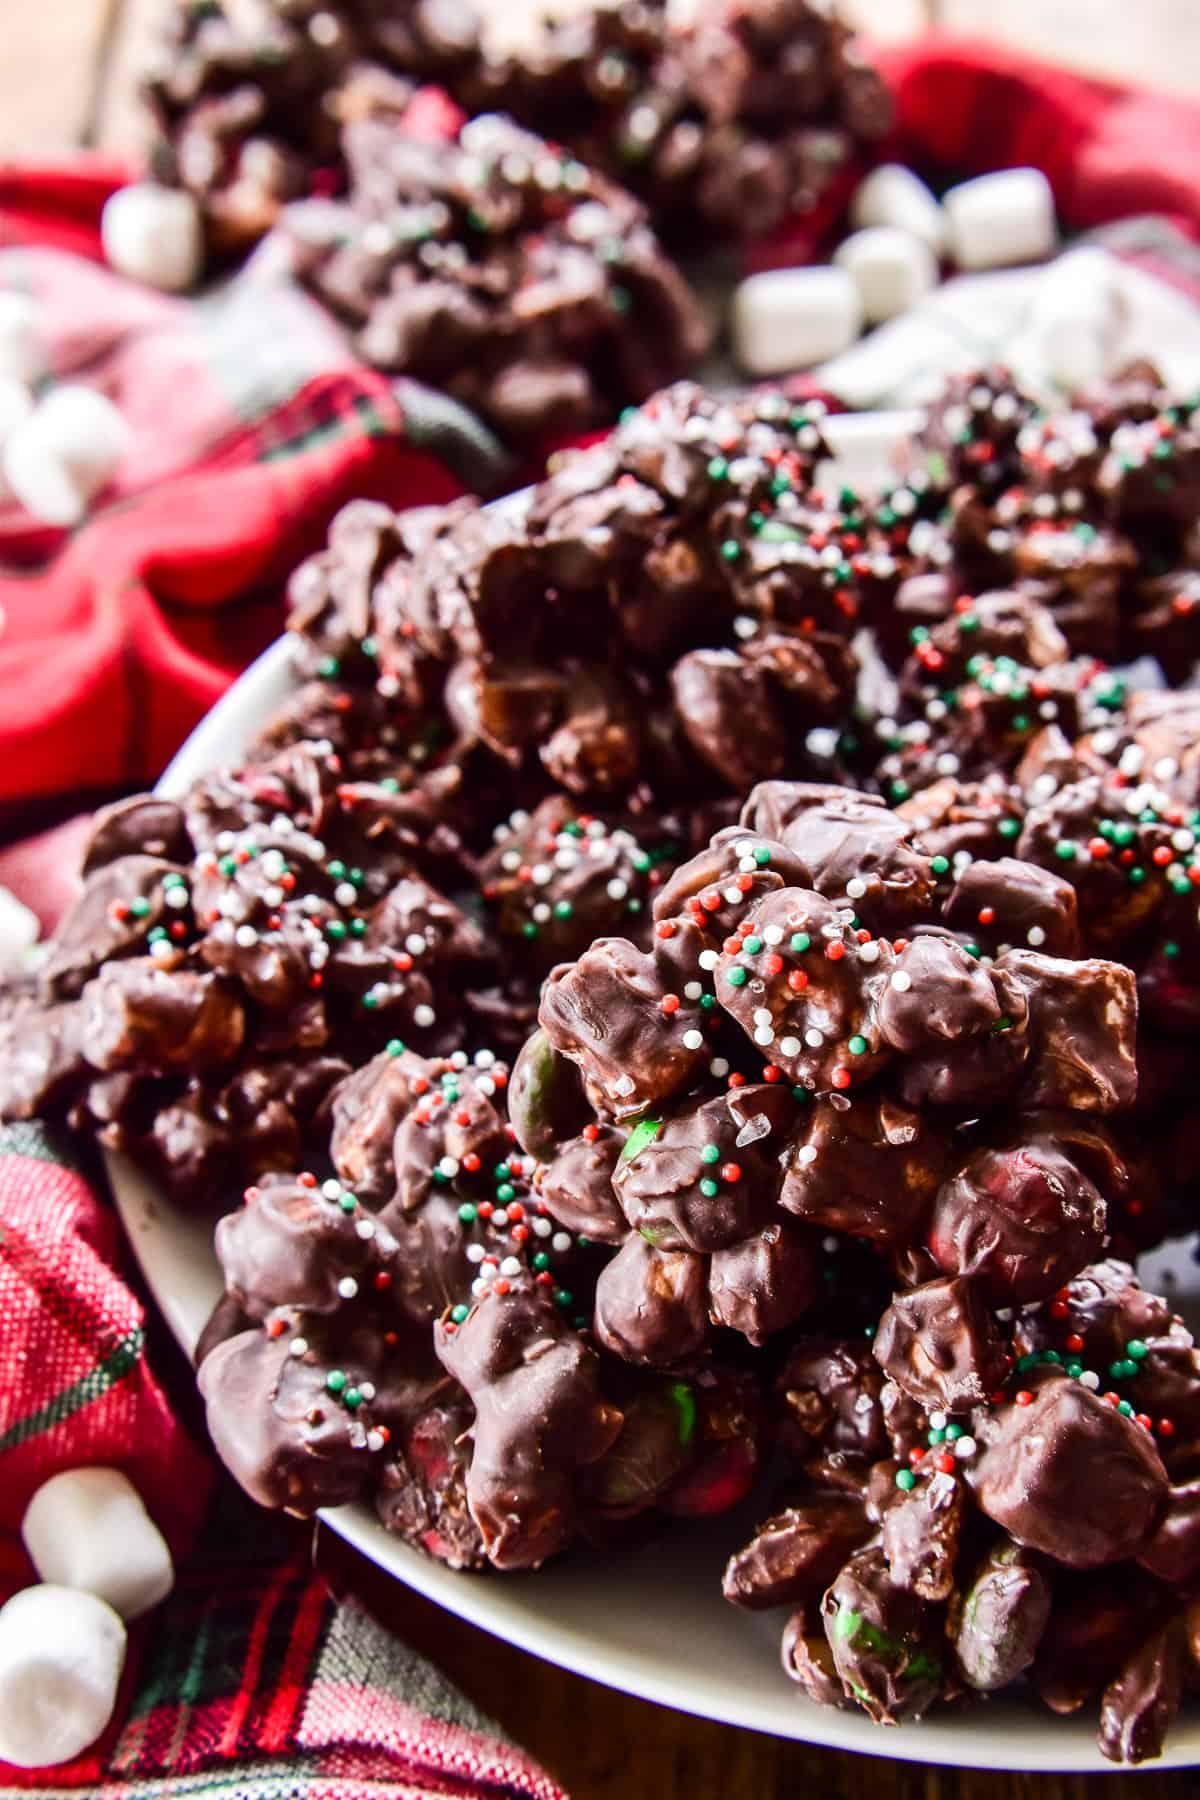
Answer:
top-left (3, 0), bottom-right (1200, 1794)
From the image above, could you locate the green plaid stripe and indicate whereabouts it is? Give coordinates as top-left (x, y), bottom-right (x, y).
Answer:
top-left (0, 1325), bottom-right (144, 1453)
top-left (0, 1118), bottom-right (79, 1169)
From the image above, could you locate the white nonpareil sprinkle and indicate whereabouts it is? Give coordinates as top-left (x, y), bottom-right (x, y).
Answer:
top-left (413, 1004), bottom-right (436, 1028)
top-left (290, 1337), bottom-right (308, 1358)
top-left (1078, 1370), bottom-right (1101, 1390)
top-left (438, 1156), bottom-right (459, 1178)
top-left (684, 981), bottom-right (703, 1000)
top-left (953, 1436), bottom-right (977, 1460)
top-left (845, 878), bottom-right (867, 900)
top-left (164, 885), bottom-right (189, 909)
top-left (709, 1057), bottom-right (730, 1077)
top-left (531, 863), bottom-right (552, 885)
top-left (334, 881), bottom-right (357, 907)
top-left (552, 1232), bottom-right (571, 1253)
top-left (891, 970), bottom-right (913, 992)
top-left (804, 1028), bottom-right (824, 1048)
top-left (366, 1430), bottom-right (386, 1452)
top-left (699, 949), bottom-right (719, 971)
top-left (858, 942), bottom-right (879, 964)
top-left (532, 1216), bottom-right (552, 1239)
top-left (337, 1277), bottom-right (358, 1299)
top-left (754, 1025), bottom-right (774, 1046)
top-left (322, 1179), bottom-right (341, 1200)
top-left (471, 1278), bottom-right (488, 1299)
top-left (357, 1382), bottom-right (377, 1403)
top-left (1027, 925), bottom-right (1046, 946)
top-left (738, 855), bottom-right (758, 874)
top-left (795, 1144), bottom-right (817, 1167)
top-left (723, 885), bottom-right (742, 905)
top-left (822, 1235), bottom-right (839, 1253)
top-left (779, 1035), bottom-right (801, 1057)
top-left (532, 903), bottom-right (551, 923)
top-left (451, 1050), bottom-right (468, 1069)
top-left (500, 1257), bottom-right (522, 1277)
top-left (762, 925), bottom-right (784, 945)
top-left (477, 1077), bottom-right (496, 1096)
top-left (928, 1410), bottom-right (948, 1431)
top-left (405, 933), bottom-right (426, 955)
top-left (355, 1219), bottom-right (375, 1240)
top-left (753, 1007), bottom-right (772, 1027)
top-left (607, 878), bottom-right (628, 900)
top-left (682, 1029), bottom-right (704, 1050)
top-left (474, 1048), bottom-right (496, 1068)
top-left (466, 1243), bottom-right (486, 1263)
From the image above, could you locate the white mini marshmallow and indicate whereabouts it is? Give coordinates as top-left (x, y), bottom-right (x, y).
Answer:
top-left (22, 1466), bottom-right (174, 1621)
top-left (0, 886), bottom-right (40, 976)
top-left (732, 266), bottom-right (862, 376)
top-left (850, 163), bottom-right (945, 256)
top-left (0, 292), bottom-right (42, 385)
top-left (101, 183), bottom-right (204, 293)
top-left (1022, 245), bottom-right (1126, 391)
top-left (943, 168), bottom-right (1058, 271)
top-left (817, 407), bottom-right (927, 494)
top-left (3, 385), bottom-right (131, 525)
top-left (833, 227), bottom-right (938, 324)
top-left (0, 1584), bottom-right (126, 1768)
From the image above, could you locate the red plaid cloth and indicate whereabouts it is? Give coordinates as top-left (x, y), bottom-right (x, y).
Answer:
top-left (5, 32), bottom-right (1200, 1799)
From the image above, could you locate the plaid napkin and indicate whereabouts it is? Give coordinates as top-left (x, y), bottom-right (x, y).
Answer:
top-left (4, 32), bottom-right (1200, 1798)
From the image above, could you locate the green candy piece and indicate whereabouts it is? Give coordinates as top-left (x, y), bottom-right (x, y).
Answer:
top-left (621, 1115), bottom-right (664, 1162)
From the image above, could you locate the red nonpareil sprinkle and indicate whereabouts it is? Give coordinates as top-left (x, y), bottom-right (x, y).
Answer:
top-left (825, 941), bottom-right (845, 962)
top-left (442, 1320), bottom-right (458, 1335)
top-left (954, 594), bottom-right (973, 613)
top-left (1103, 1391), bottom-right (1122, 1406)
top-left (655, 920), bottom-right (676, 939)
top-left (788, 969), bottom-right (809, 993)
top-left (583, 1123), bottom-right (600, 1142)
top-left (935, 1453), bottom-right (956, 1475)
top-left (763, 954), bottom-right (784, 977)
top-left (1065, 1332), bottom-right (1085, 1353)
top-left (373, 1271), bottom-right (392, 1290)
top-left (280, 872), bottom-right (296, 891)
top-left (235, 848), bottom-right (252, 865)
top-left (1135, 1413), bottom-right (1154, 1431)
top-left (170, 922), bottom-right (188, 941)
top-left (727, 1072), bottom-right (746, 1088)
top-left (1152, 845), bottom-right (1172, 866)
top-left (454, 1109), bottom-right (472, 1126)
top-left (244, 1186), bottom-right (260, 1204)
top-left (721, 1162), bottom-right (742, 1184)
top-left (462, 1152), bottom-right (481, 1173)
top-left (701, 890), bottom-right (721, 912)
top-left (661, 994), bottom-right (680, 1015)
top-left (309, 973), bottom-right (324, 990)
top-left (1158, 1418), bottom-right (1176, 1436)
top-left (1014, 1391), bottom-right (1033, 1407)
top-left (856, 929), bottom-right (871, 944)
top-left (908, 1447), bottom-right (925, 1465)
top-left (1049, 1300), bottom-right (1070, 1320)
top-left (493, 1278), bottom-right (511, 1296)
top-left (831, 1067), bottom-right (851, 1090)
top-left (893, 938), bottom-right (909, 954)
top-left (736, 874), bottom-right (754, 893)
top-left (266, 1317), bottom-right (287, 1338)
top-left (507, 1201), bottom-right (525, 1220)
top-left (478, 1201), bottom-right (494, 1219)
top-left (737, 918), bottom-right (755, 937)
top-left (1118, 848), bottom-right (1136, 867)
top-left (492, 1069), bottom-right (507, 1088)
top-left (383, 1331), bottom-right (398, 1347)
top-left (412, 1077), bottom-right (429, 1095)
top-left (1088, 837), bottom-right (1110, 859)
top-left (511, 1224), bottom-right (529, 1244)
top-left (536, 1270), bottom-right (554, 1286)
top-left (297, 1172), bottom-right (317, 1188)
top-left (977, 907), bottom-right (996, 926)
top-left (762, 1065), bottom-right (781, 1083)
top-left (394, 953), bottom-right (414, 972)
top-left (110, 902), bottom-right (130, 923)
top-left (990, 1391), bottom-right (1007, 1406)
top-left (723, 936), bottom-right (742, 954)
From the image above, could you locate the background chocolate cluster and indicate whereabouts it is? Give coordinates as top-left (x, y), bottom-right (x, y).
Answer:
top-left (8, 364), bottom-right (1200, 1760)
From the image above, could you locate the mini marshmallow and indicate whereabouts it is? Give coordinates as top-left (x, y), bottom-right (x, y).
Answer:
top-left (850, 163), bottom-right (946, 256)
top-left (101, 183), bottom-right (204, 293)
top-left (0, 292), bottom-right (41, 385)
top-left (0, 1584), bottom-right (126, 1768)
top-left (0, 886), bottom-right (40, 976)
top-left (833, 227), bottom-right (938, 324)
top-left (943, 168), bottom-right (1058, 271)
top-left (22, 1466), bottom-right (174, 1621)
top-left (3, 386), bottom-right (131, 526)
top-left (817, 407), bottom-right (927, 495)
top-left (732, 266), bottom-right (862, 376)
top-left (1022, 245), bottom-right (1126, 391)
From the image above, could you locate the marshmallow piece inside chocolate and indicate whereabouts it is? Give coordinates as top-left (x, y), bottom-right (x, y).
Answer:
top-left (731, 266), bottom-right (862, 376)
top-left (102, 183), bottom-right (205, 293)
top-left (0, 884), bottom-right (40, 976)
top-left (0, 292), bottom-right (42, 384)
top-left (3, 385), bottom-right (131, 525)
top-left (833, 227), bottom-right (938, 325)
top-left (22, 1466), bottom-right (174, 1621)
top-left (0, 1584), bottom-right (126, 1768)
top-left (943, 168), bottom-right (1058, 271)
top-left (850, 163), bottom-right (946, 256)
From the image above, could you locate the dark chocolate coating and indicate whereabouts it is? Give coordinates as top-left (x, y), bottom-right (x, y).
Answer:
top-left (538, 1125), bottom-right (629, 1245)
top-left (779, 1092), bottom-right (945, 1246)
top-left (873, 1276), bottom-right (1007, 1412)
top-left (707, 1218), bottom-right (819, 1346)
top-left (435, 1279), bottom-right (623, 1569)
top-left (968, 1371), bottom-right (1168, 1568)
top-left (1098, 1624), bottom-right (1184, 1766)
top-left (822, 1545), bottom-right (946, 1724)
top-left (593, 1232), bottom-right (709, 1366)
top-left (375, 1398), bottom-right (486, 1570)
top-left (953, 1542), bottom-right (1051, 1692)
top-left (612, 1090), bottom-right (778, 1252)
top-left (723, 1496), bottom-right (870, 1610)
top-left (880, 1460), bottom-right (964, 1602)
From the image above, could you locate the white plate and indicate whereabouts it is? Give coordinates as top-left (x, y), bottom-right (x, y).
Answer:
top-left (108, 631), bottom-right (1200, 1773)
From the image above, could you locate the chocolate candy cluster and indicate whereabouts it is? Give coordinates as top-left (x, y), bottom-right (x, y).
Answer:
top-left (142, 0), bottom-right (482, 259)
top-left (12, 361), bottom-right (1200, 1761)
top-left (467, 0), bottom-right (892, 245)
top-left (726, 1260), bottom-right (1200, 1761)
top-left (142, 0), bottom-right (890, 267)
top-left (280, 111), bottom-right (709, 441)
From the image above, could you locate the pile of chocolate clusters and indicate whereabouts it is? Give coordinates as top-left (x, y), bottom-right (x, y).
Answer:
top-left (136, 0), bottom-right (891, 440)
top-left (8, 369), bottom-right (1200, 1760)
top-left (144, 0), bottom-right (889, 257)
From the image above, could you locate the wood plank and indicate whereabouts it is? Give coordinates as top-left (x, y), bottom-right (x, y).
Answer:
top-left (0, 0), bottom-right (121, 154)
